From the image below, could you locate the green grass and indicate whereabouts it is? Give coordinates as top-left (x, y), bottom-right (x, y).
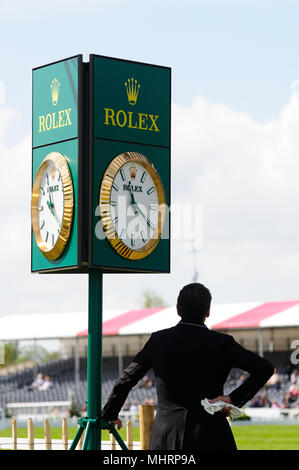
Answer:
top-left (0, 424), bottom-right (298, 450)
top-left (231, 424), bottom-right (299, 450)
top-left (0, 426), bottom-right (140, 442)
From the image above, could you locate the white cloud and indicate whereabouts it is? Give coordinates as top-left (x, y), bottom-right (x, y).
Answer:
top-left (172, 93), bottom-right (299, 246)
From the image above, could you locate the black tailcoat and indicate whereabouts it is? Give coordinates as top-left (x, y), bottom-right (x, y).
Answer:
top-left (102, 320), bottom-right (274, 450)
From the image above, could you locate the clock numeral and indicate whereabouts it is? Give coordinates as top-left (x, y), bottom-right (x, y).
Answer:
top-left (57, 172), bottom-right (61, 182)
top-left (149, 203), bottom-right (158, 211)
top-left (147, 187), bottom-right (155, 195)
top-left (52, 234), bottom-right (54, 246)
top-left (110, 201), bottom-right (116, 207)
top-left (40, 187), bottom-right (45, 196)
top-left (120, 169), bottom-right (126, 181)
top-left (38, 206), bottom-right (44, 212)
top-left (141, 171), bottom-right (147, 183)
top-left (45, 231), bottom-right (49, 243)
top-left (131, 235), bottom-right (135, 247)
top-left (112, 182), bottom-right (119, 191)
top-left (113, 216), bottom-right (119, 225)
top-left (46, 172), bottom-right (49, 186)
top-left (120, 229), bottom-right (126, 240)
top-left (141, 230), bottom-right (146, 243)
top-left (40, 220), bottom-right (45, 230)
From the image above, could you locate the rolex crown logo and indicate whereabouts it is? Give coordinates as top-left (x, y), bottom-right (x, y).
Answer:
top-left (125, 78), bottom-right (140, 106)
top-left (129, 164), bottom-right (137, 180)
top-left (50, 78), bottom-right (60, 106)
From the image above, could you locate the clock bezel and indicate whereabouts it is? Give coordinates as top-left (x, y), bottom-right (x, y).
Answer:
top-left (99, 152), bottom-right (166, 260)
top-left (31, 152), bottom-right (74, 260)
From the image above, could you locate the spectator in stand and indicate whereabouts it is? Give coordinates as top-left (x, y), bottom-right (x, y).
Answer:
top-left (290, 368), bottom-right (299, 385)
top-left (286, 384), bottom-right (298, 407)
top-left (138, 375), bottom-right (153, 389)
top-left (281, 396), bottom-right (289, 409)
top-left (80, 402), bottom-right (87, 416)
top-left (236, 375), bottom-right (246, 386)
top-left (283, 362), bottom-right (293, 380)
top-left (250, 395), bottom-right (262, 408)
top-left (122, 400), bottom-right (130, 412)
top-left (129, 400), bottom-right (138, 415)
top-left (271, 400), bottom-right (280, 409)
top-left (28, 373), bottom-right (44, 391)
top-left (260, 391), bottom-right (271, 408)
top-left (38, 375), bottom-right (53, 391)
top-left (266, 368), bottom-right (281, 391)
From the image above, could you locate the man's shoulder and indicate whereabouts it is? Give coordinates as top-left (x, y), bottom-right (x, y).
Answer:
top-left (151, 323), bottom-right (234, 345)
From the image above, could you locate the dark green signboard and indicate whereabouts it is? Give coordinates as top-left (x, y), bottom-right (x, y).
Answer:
top-left (31, 55), bottom-right (83, 273)
top-left (90, 55), bottom-right (171, 273)
top-left (92, 56), bottom-right (170, 147)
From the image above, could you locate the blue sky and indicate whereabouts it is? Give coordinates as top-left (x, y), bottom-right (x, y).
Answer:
top-left (1, 0), bottom-right (299, 315)
top-left (2, 0), bottom-right (299, 127)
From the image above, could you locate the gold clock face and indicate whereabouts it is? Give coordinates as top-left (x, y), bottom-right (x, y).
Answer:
top-left (31, 152), bottom-right (74, 260)
top-left (99, 152), bottom-right (166, 260)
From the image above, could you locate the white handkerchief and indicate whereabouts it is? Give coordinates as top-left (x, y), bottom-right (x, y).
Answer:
top-left (201, 398), bottom-right (242, 419)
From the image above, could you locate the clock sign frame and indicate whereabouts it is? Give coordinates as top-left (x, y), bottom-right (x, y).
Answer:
top-left (31, 54), bottom-right (171, 274)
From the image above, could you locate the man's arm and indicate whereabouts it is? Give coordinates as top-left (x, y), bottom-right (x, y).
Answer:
top-left (101, 334), bottom-right (154, 421)
top-left (227, 337), bottom-right (274, 408)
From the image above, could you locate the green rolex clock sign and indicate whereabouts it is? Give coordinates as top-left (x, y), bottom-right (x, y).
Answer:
top-left (31, 54), bottom-right (171, 452)
top-left (31, 54), bottom-right (171, 274)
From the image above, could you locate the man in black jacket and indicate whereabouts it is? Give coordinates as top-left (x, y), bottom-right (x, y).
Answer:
top-left (102, 283), bottom-right (274, 450)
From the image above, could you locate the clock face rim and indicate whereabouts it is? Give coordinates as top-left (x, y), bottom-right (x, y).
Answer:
top-left (31, 152), bottom-right (74, 261)
top-left (99, 152), bottom-right (166, 260)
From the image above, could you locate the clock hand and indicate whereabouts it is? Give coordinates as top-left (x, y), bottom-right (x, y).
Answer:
top-left (129, 182), bottom-right (139, 215)
top-left (128, 182), bottom-right (155, 229)
top-left (52, 209), bottom-right (62, 227)
top-left (137, 205), bottom-right (155, 230)
top-left (49, 193), bottom-right (62, 226)
top-left (46, 199), bottom-right (55, 216)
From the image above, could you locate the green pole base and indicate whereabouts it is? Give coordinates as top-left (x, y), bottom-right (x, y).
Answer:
top-left (69, 416), bottom-right (129, 451)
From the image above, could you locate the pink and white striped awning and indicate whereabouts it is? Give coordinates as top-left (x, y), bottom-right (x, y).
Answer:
top-left (0, 301), bottom-right (298, 342)
top-left (76, 300), bottom-right (299, 336)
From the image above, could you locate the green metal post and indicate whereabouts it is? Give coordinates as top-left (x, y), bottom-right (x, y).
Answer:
top-left (83, 269), bottom-right (103, 450)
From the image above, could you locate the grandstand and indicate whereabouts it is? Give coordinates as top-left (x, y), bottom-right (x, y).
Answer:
top-left (0, 301), bottom-right (298, 419)
top-left (0, 356), bottom-right (156, 415)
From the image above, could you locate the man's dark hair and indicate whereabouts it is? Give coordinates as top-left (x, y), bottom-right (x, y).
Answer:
top-left (176, 283), bottom-right (212, 323)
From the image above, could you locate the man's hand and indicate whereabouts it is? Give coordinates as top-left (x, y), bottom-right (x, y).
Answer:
top-left (208, 395), bottom-right (233, 417)
top-left (109, 418), bottom-right (123, 430)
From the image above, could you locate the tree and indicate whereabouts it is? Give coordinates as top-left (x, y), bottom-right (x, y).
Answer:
top-left (139, 289), bottom-right (168, 308)
top-left (19, 345), bottom-right (58, 364)
top-left (0, 342), bottom-right (19, 368)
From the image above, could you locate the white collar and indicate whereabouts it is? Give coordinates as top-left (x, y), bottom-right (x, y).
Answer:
top-left (179, 321), bottom-right (207, 328)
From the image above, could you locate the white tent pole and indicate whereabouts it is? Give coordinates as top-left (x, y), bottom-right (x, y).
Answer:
top-left (118, 336), bottom-right (123, 376)
top-left (74, 336), bottom-right (80, 388)
top-left (258, 328), bottom-right (264, 357)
